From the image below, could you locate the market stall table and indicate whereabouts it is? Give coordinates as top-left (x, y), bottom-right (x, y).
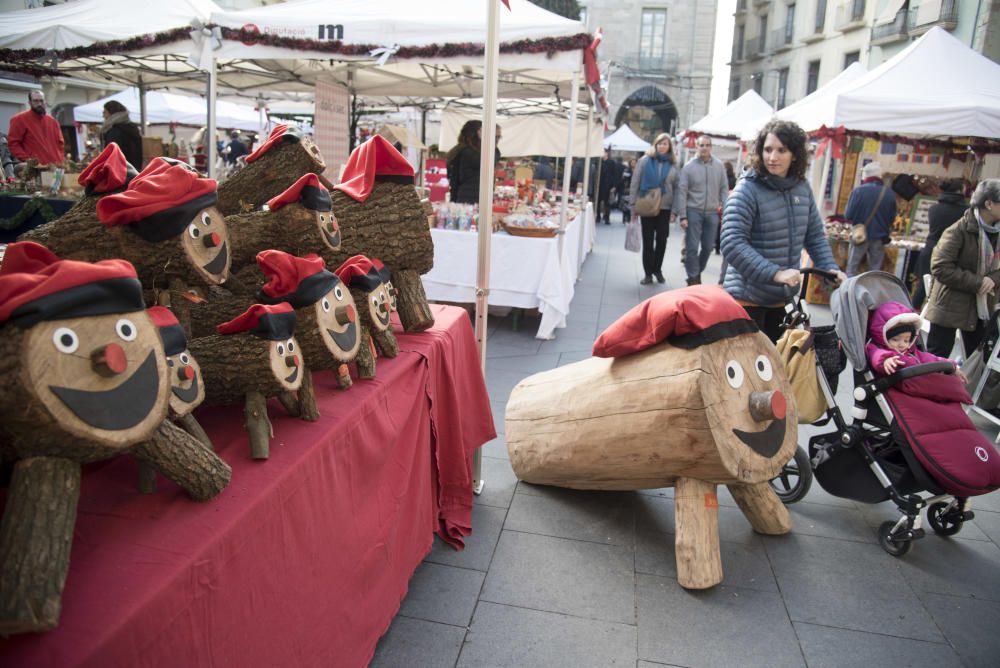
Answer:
top-left (421, 204), bottom-right (595, 339)
top-left (0, 304), bottom-right (495, 668)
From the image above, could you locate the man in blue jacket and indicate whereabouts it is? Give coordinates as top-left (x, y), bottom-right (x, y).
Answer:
top-left (845, 161), bottom-right (897, 276)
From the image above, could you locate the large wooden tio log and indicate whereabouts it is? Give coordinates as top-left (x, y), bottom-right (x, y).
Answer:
top-left (346, 282), bottom-right (397, 379)
top-left (506, 331), bottom-right (797, 590)
top-left (327, 183), bottom-right (435, 332)
top-left (225, 202), bottom-right (340, 275)
top-left (216, 137), bottom-right (326, 216)
top-left (133, 421), bottom-right (231, 501)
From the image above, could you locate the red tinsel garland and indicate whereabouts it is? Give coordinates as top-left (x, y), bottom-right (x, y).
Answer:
top-left (808, 127), bottom-right (999, 154)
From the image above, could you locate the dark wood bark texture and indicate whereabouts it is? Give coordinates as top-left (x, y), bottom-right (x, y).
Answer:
top-left (131, 420), bottom-right (231, 501)
top-left (0, 457), bottom-right (81, 634)
top-left (216, 141), bottom-right (325, 216)
top-left (226, 205), bottom-right (329, 274)
top-left (188, 334), bottom-right (285, 406)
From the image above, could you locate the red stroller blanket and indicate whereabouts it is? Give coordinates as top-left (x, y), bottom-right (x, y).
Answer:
top-left (885, 372), bottom-right (1000, 498)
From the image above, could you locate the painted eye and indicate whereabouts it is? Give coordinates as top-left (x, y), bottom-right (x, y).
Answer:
top-left (725, 360), bottom-right (745, 389)
top-left (334, 286), bottom-right (344, 300)
top-left (371, 296), bottom-right (378, 307)
top-left (179, 352), bottom-right (191, 365)
top-left (321, 297), bottom-right (331, 312)
top-left (755, 355), bottom-right (773, 381)
top-left (53, 327), bottom-right (79, 354)
top-left (276, 342), bottom-right (286, 356)
top-left (286, 339), bottom-right (295, 353)
top-left (115, 318), bottom-right (137, 341)
top-left (188, 223), bottom-right (201, 239)
top-left (201, 211), bottom-right (212, 226)
top-left (166, 358), bottom-right (175, 367)
top-left (319, 213), bottom-right (327, 223)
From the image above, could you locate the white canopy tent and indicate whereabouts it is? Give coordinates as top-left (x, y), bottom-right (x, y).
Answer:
top-left (439, 107), bottom-right (602, 158)
top-left (73, 87), bottom-right (264, 131)
top-left (688, 90), bottom-right (773, 139)
top-left (603, 125), bottom-right (651, 152)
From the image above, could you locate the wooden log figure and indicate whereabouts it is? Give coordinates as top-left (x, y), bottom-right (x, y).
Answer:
top-left (332, 255), bottom-right (398, 379)
top-left (216, 124), bottom-right (326, 216)
top-left (0, 242), bottom-right (229, 635)
top-left (226, 173), bottom-right (341, 275)
top-left (188, 302), bottom-right (305, 460)
top-left (505, 285), bottom-right (798, 590)
top-left (327, 135), bottom-right (435, 333)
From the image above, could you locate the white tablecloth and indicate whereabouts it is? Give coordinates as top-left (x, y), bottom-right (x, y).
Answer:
top-left (422, 204), bottom-right (595, 339)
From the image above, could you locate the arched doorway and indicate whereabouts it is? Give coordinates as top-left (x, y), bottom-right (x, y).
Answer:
top-left (614, 86), bottom-right (677, 142)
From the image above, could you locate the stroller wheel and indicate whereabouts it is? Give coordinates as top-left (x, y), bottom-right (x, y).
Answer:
top-left (768, 446), bottom-right (813, 504)
top-left (878, 520), bottom-right (913, 557)
top-left (926, 501), bottom-right (964, 537)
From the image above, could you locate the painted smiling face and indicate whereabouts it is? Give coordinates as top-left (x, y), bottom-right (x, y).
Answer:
top-left (316, 280), bottom-right (360, 361)
top-left (166, 348), bottom-right (204, 416)
top-left (700, 333), bottom-right (798, 482)
top-left (23, 311), bottom-right (170, 450)
top-left (180, 205), bottom-right (231, 285)
top-left (317, 209), bottom-right (341, 250)
top-left (270, 337), bottom-right (304, 391)
top-left (367, 284), bottom-right (393, 331)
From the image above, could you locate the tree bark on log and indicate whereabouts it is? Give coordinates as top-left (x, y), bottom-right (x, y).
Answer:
top-left (225, 205), bottom-right (334, 274)
top-left (298, 367), bottom-right (320, 421)
top-left (277, 392), bottom-right (301, 417)
top-left (727, 482), bottom-right (793, 535)
top-left (326, 183), bottom-right (435, 332)
top-left (674, 477), bottom-right (723, 590)
top-left (0, 456), bottom-right (80, 634)
top-left (131, 420), bottom-right (231, 501)
top-left (138, 461), bottom-right (158, 494)
top-left (373, 328), bottom-right (399, 359)
top-left (244, 390), bottom-right (272, 460)
top-left (356, 335), bottom-right (376, 379)
top-left (505, 336), bottom-right (798, 489)
top-left (176, 412), bottom-right (213, 450)
top-left (188, 298), bottom-right (249, 340)
top-left (188, 334), bottom-right (290, 406)
top-left (216, 141), bottom-right (326, 216)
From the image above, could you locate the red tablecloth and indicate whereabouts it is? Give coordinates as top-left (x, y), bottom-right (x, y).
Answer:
top-left (0, 305), bottom-right (495, 668)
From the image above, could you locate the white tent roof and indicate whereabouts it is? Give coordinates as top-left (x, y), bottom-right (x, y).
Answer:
top-left (757, 62), bottom-right (868, 138)
top-left (439, 107), bottom-right (602, 158)
top-left (603, 125), bottom-right (650, 152)
top-left (688, 90), bottom-right (773, 139)
top-left (833, 27), bottom-right (1000, 139)
top-left (73, 88), bottom-right (263, 131)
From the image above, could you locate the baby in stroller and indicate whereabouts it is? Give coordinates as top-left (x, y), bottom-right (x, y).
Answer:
top-left (865, 301), bottom-right (966, 381)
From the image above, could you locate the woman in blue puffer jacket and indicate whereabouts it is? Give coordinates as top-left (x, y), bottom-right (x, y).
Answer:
top-left (721, 119), bottom-right (846, 342)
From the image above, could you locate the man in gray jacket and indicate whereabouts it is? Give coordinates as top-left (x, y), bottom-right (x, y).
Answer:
top-left (676, 136), bottom-right (729, 285)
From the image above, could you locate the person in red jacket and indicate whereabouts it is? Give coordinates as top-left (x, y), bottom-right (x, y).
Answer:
top-left (8, 90), bottom-right (65, 168)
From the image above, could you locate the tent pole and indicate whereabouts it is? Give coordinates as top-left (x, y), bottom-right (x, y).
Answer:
top-left (560, 69), bottom-right (581, 256)
top-left (206, 56), bottom-right (217, 179)
top-left (815, 148), bottom-right (833, 214)
top-left (138, 76), bottom-right (148, 137)
top-left (579, 103), bottom-right (594, 274)
top-left (472, 0), bottom-right (502, 496)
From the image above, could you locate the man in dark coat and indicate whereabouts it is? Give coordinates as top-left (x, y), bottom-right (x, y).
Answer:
top-left (845, 161), bottom-right (897, 276)
top-left (912, 179), bottom-right (966, 310)
top-left (590, 149), bottom-right (619, 224)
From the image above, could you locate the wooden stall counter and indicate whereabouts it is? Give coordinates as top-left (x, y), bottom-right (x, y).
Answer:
top-left (0, 304), bottom-right (495, 668)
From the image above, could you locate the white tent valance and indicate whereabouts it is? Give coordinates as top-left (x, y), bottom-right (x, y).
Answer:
top-left (688, 90), bottom-right (772, 140)
top-left (74, 87), bottom-right (263, 131)
top-left (604, 125), bottom-right (650, 152)
top-left (756, 62), bottom-right (868, 138)
top-left (439, 108), bottom-right (601, 158)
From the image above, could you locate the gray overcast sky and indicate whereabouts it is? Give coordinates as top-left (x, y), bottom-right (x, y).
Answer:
top-left (710, 0), bottom-right (736, 116)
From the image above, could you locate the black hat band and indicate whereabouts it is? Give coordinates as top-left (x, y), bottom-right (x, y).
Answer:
top-left (256, 270), bottom-right (338, 310)
top-left (130, 192), bottom-right (219, 243)
top-left (159, 323), bottom-right (189, 356)
top-left (9, 277), bottom-right (146, 329)
top-left (670, 319), bottom-right (759, 349)
top-left (300, 184), bottom-right (332, 212)
top-left (253, 309), bottom-right (297, 341)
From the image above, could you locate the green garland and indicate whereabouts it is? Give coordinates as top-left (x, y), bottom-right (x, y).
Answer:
top-left (0, 194), bottom-right (59, 231)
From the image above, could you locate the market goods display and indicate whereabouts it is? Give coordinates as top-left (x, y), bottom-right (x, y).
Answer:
top-left (225, 173), bottom-right (341, 276)
top-left (329, 135), bottom-right (435, 333)
top-left (333, 255), bottom-right (397, 379)
top-left (0, 243), bottom-right (229, 634)
top-left (188, 303), bottom-right (304, 460)
top-left (505, 286), bottom-right (796, 590)
top-left (216, 124), bottom-right (327, 216)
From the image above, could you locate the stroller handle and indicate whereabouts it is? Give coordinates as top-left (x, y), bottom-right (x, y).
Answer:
top-left (868, 361), bottom-right (956, 394)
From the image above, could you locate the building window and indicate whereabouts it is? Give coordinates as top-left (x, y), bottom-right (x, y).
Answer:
top-left (730, 76), bottom-right (741, 102)
top-left (736, 24), bottom-right (745, 59)
top-left (806, 59), bottom-right (821, 94)
top-left (815, 0), bottom-right (827, 32)
top-left (579, 7), bottom-right (587, 28)
top-left (759, 14), bottom-right (768, 45)
top-left (785, 4), bottom-right (796, 42)
top-left (844, 50), bottom-right (860, 68)
top-left (752, 72), bottom-right (763, 94)
top-left (776, 67), bottom-right (789, 108)
top-left (639, 8), bottom-right (668, 64)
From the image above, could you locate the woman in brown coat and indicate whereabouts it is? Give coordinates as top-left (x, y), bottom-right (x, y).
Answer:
top-left (924, 179), bottom-right (1000, 358)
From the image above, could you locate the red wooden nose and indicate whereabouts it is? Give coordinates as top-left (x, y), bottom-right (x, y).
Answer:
top-left (203, 232), bottom-right (221, 248)
top-left (286, 355), bottom-right (299, 368)
top-left (335, 304), bottom-right (355, 325)
top-left (749, 390), bottom-right (786, 422)
top-left (92, 343), bottom-right (128, 376)
top-left (178, 366), bottom-right (195, 381)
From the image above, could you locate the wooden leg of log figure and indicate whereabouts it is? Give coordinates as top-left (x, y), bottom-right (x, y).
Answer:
top-left (298, 367), bottom-right (320, 421)
top-left (356, 335), bottom-right (377, 379)
top-left (372, 329), bottom-right (399, 358)
top-left (0, 457), bottom-right (80, 634)
top-left (395, 269), bottom-right (434, 332)
top-left (674, 477), bottom-right (723, 590)
top-left (132, 421), bottom-right (232, 501)
top-left (727, 482), bottom-right (793, 535)
top-left (175, 412), bottom-right (214, 451)
top-left (138, 461), bottom-right (158, 494)
top-left (277, 392), bottom-right (301, 418)
top-left (244, 391), bottom-right (273, 460)
top-left (336, 363), bottom-right (352, 389)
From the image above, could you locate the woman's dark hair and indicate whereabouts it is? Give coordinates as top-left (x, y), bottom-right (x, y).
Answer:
top-left (445, 120), bottom-right (482, 162)
top-left (103, 100), bottom-right (128, 115)
top-left (750, 119), bottom-right (809, 181)
top-left (724, 160), bottom-right (735, 179)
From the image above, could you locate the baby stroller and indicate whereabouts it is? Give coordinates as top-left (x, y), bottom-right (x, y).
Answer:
top-left (772, 270), bottom-right (1000, 556)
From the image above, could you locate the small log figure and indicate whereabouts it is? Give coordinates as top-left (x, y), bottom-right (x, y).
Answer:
top-left (189, 302), bottom-right (305, 460)
top-left (58, 143), bottom-right (138, 219)
top-left (216, 124), bottom-right (326, 216)
top-left (333, 255), bottom-right (398, 379)
top-left (506, 286), bottom-right (797, 590)
top-left (226, 172), bottom-right (341, 274)
top-left (137, 306), bottom-right (215, 494)
top-left (327, 136), bottom-right (434, 332)
top-left (0, 242), bottom-right (228, 634)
